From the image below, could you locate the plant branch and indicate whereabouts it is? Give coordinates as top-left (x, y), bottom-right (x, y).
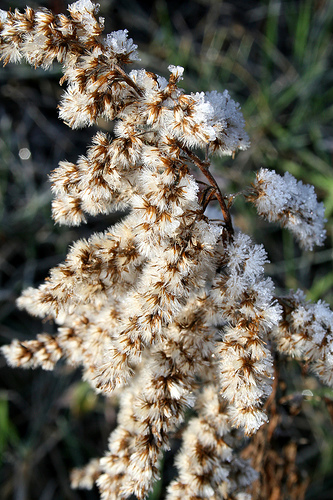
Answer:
top-left (177, 142), bottom-right (233, 234)
top-left (115, 64), bottom-right (143, 96)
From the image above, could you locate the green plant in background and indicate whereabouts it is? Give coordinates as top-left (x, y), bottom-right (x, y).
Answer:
top-left (0, 1), bottom-right (332, 499)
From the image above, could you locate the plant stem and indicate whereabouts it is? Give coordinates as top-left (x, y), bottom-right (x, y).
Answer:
top-left (178, 143), bottom-right (233, 234)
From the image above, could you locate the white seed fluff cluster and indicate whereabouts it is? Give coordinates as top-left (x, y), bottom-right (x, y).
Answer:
top-left (69, 0), bottom-right (99, 16)
top-left (250, 168), bottom-right (326, 250)
top-left (0, 1), bottom-right (332, 499)
top-left (166, 385), bottom-right (258, 499)
top-left (208, 232), bottom-right (282, 434)
top-left (106, 29), bottom-right (139, 60)
top-left (271, 290), bottom-right (333, 387)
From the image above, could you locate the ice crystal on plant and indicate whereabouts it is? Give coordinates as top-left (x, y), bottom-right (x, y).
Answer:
top-left (272, 290), bottom-right (333, 386)
top-left (69, 0), bottom-right (98, 12)
top-left (205, 90), bottom-right (250, 154)
top-left (106, 29), bottom-right (139, 60)
top-left (249, 168), bottom-right (326, 250)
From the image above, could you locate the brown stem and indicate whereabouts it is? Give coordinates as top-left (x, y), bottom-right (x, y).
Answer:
top-left (115, 64), bottom-right (143, 96)
top-left (177, 142), bottom-right (233, 234)
top-left (198, 186), bottom-right (216, 211)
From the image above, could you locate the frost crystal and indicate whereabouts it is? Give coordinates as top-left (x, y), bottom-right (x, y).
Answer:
top-left (106, 29), bottom-right (139, 60)
top-left (205, 90), bottom-right (250, 154)
top-left (0, 10), bottom-right (7, 22)
top-left (167, 64), bottom-right (184, 80)
top-left (250, 168), bottom-right (326, 250)
top-left (69, 0), bottom-right (99, 14)
top-left (272, 290), bottom-right (333, 387)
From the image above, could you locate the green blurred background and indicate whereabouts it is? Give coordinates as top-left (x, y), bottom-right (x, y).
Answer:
top-left (0, 0), bottom-right (332, 498)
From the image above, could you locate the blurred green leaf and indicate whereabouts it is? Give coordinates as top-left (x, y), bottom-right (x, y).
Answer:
top-left (0, 395), bottom-right (19, 464)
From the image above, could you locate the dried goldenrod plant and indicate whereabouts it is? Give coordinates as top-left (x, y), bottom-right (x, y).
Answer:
top-left (1, 1), bottom-right (332, 499)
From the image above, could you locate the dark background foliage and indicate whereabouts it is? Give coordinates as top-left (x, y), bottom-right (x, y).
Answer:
top-left (0, 0), bottom-right (332, 498)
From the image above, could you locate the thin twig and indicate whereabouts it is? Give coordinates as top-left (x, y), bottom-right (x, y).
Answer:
top-left (177, 142), bottom-right (233, 234)
top-left (115, 64), bottom-right (143, 96)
